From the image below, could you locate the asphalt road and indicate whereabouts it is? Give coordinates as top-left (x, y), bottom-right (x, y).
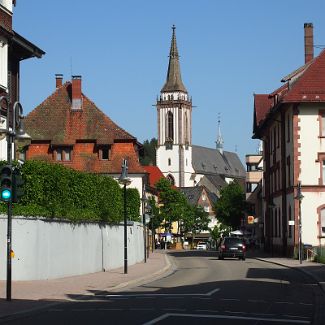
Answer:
top-left (2, 251), bottom-right (323, 324)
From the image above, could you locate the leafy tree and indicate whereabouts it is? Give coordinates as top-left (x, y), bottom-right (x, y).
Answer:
top-left (182, 205), bottom-right (210, 235)
top-left (214, 180), bottom-right (246, 228)
top-left (140, 138), bottom-right (157, 166)
top-left (210, 223), bottom-right (232, 246)
top-left (155, 178), bottom-right (187, 234)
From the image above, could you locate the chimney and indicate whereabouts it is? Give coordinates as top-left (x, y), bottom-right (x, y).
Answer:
top-left (71, 75), bottom-right (82, 110)
top-left (304, 23), bottom-right (314, 64)
top-left (55, 74), bottom-right (63, 88)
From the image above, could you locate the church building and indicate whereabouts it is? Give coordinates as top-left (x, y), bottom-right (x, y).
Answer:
top-left (156, 26), bottom-right (245, 192)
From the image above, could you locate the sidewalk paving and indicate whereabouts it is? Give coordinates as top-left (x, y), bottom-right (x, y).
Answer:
top-left (0, 251), bottom-right (170, 321)
top-left (0, 249), bottom-right (325, 322)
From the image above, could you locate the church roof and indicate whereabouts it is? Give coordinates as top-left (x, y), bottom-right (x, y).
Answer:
top-left (192, 145), bottom-right (245, 179)
top-left (161, 25), bottom-right (187, 93)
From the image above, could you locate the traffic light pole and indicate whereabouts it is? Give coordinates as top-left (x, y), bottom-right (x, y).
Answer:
top-left (6, 133), bottom-right (13, 301)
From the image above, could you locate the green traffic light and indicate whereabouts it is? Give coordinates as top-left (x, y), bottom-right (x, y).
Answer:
top-left (1, 189), bottom-right (11, 201)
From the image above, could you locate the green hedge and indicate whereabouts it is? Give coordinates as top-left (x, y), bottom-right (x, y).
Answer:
top-left (0, 160), bottom-right (140, 223)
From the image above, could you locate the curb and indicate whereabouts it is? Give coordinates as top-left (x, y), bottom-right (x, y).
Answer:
top-left (254, 257), bottom-right (325, 296)
top-left (107, 253), bottom-right (172, 291)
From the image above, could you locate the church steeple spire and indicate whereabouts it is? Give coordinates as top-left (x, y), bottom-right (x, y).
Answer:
top-left (216, 114), bottom-right (224, 154)
top-left (161, 25), bottom-right (187, 93)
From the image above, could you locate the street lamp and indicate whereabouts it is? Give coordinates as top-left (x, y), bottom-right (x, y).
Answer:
top-left (118, 159), bottom-right (131, 274)
top-left (295, 182), bottom-right (304, 264)
top-left (0, 97), bottom-right (31, 301)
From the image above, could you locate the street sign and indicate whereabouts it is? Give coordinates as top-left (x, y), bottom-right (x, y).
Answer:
top-left (247, 215), bottom-right (254, 224)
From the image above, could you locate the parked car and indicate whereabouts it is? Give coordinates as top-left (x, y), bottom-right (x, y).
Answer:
top-left (218, 237), bottom-right (246, 260)
top-left (196, 241), bottom-right (208, 250)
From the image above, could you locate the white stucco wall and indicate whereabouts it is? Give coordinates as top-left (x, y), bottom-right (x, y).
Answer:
top-left (0, 216), bottom-right (144, 280)
top-left (157, 145), bottom-right (195, 187)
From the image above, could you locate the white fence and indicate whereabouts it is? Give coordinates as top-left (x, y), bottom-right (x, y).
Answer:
top-left (0, 216), bottom-right (144, 280)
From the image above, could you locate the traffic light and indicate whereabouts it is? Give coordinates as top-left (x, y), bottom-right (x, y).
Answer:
top-left (12, 168), bottom-right (24, 203)
top-left (1, 165), bottom-right (13, 202)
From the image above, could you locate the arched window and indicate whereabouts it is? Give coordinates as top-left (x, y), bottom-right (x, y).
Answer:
top-left (185, 112), bottom-right (189, 143)
top-left (167, 174), bottom-right (175, 186)
top-left (167, 111), bottom-right (174, 141)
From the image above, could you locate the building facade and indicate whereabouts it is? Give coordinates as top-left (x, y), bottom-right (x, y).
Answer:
top-left (0, 0), bottom-right (44, 161)
top-left (253, 23), bottom-right (325, 255)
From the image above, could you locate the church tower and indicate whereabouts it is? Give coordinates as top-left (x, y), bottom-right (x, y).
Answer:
top-left (156, 25), bottom-right (194, 187)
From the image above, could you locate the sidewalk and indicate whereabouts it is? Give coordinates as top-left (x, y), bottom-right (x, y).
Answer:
top-left (248, 249), bottom-right (325, 294)
top-left (0, 251), bottom-right (171, 321)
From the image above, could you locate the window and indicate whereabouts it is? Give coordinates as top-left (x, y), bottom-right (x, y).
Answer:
top-left (168, 158), bottom-right (171, 166)
top-left (287, 115), bottom-right (290, 142)
top-left (167, 111), bottom-right (174, 141)
top-left (323, 161), bottom-right (325, 185)
top-left (56, 147), bottom-right (72, 161)
top-left (184, 112), bottom-right (189, 143)
top-left (321, 112), bottom-right (325, 137)
top-left (321, 209), bottom-right (325, 237)
top-left (99, 145), bottom-right (110, 160)
top-left (0, 37), bottom-right (8, 90)
top-left (166, 174), bottom-right (175, 186)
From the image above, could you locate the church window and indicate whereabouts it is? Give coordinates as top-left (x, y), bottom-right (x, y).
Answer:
top-left (167, 111), bottom-right (174, 141)
top-left (167, 174), bottom-right (175, 186)
top-left (185, 112), bottom-right (189, 144)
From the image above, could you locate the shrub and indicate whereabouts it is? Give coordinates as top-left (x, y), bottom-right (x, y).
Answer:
top-left (0, 160), bottom-right (140, 223)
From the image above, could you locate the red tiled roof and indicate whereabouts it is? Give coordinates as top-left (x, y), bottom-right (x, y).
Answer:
top-left (254, 49), bottom-right (325, 134)
top-left (143, 166), bottom-right (165, 188)
top-left (25, 81), bottom-right (135, 145)
top-left (282, 49), bottom-right (325, 102)
top-left (25, 80), bottom-right (146, 174)
top-left (254, 94), bottom-right (273, 126)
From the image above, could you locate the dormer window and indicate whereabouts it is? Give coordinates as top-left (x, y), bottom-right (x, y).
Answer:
top-left (56, 147), bottom-right (72, 161)
top-left (99, 145), bottom-right (111, 160)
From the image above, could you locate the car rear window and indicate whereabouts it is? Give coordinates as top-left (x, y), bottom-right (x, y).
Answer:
top-left (224, 238), bottom-right (243, 245)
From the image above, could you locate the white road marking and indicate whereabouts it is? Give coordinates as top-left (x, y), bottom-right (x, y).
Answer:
top-left (101, 288), bottom-right (220, 298)
top-left (275, 301), bottom-right (294, 305)
top-left (220, 298), bottom-right (240, 301)
top-left (141, 312), bottom-right (311, 325)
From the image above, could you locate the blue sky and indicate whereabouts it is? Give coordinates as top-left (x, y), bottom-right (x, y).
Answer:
top-left (13, 0), bottom-right (325, 162)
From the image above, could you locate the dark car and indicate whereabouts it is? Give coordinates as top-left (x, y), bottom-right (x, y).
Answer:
top-left (218, 237), bottom-right (246, 260)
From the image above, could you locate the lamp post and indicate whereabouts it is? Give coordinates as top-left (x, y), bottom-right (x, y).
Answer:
top-left (0, 97), bottom-right (31, 301)
top-left (118, 159), bottom-right (131, 274)
top-left (295, 182), bottom-right (304, 264)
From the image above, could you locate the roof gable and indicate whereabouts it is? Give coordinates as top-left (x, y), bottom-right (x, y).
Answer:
top-left (25, 81), bottom-right (136, 145)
